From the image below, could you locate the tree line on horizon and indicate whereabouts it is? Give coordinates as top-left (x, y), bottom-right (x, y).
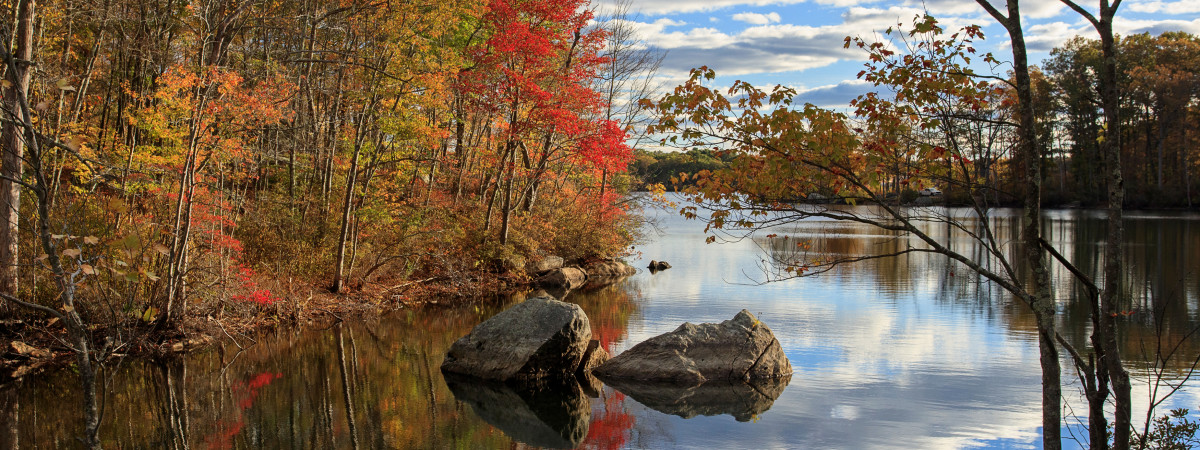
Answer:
top-left (629, 30), bottom-right (1200, 210)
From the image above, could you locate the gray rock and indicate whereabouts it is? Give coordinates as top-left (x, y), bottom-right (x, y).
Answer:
top-left (442, 297), bottom-right (591, 381)
top-left (444, 374), bottom-right (590, 449)
top-left (530, 256), bottom-right (565, 275)
top-left (593, 310), bottom-right (791, 384)
top-left (602, 376), bottom-right (791, 422)
top-left (583, 260), bottom-right (636, 278)
top-left (536, 267), bottom-right (587, 290)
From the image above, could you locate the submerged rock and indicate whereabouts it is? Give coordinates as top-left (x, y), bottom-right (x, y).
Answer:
top-left (583, 260), bottom-right (636, 278)
top-left (441, 297), bottom-right (591, 381)
top-left (593, 309), bottom-right (791, 384)
top-left (444, 374), bottom-right (590, 449)
top-left (603, 376), bottom-right (791, 422)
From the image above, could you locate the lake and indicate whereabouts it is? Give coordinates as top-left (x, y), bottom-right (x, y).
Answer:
top-left (3, 196), bottom-right (1199, 449)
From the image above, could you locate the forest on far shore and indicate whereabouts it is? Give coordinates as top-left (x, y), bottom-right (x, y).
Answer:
top-left (629, 31), bottom-right (1200, 210)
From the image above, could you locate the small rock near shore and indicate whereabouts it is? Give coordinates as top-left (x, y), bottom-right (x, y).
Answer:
top-left (536, 267), bottom-right (587, 290)
top-left (529, 256), bottom-right (565, 275)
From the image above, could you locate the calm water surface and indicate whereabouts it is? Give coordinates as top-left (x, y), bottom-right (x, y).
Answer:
top-left (3, 197), bottom-right (1200, 449)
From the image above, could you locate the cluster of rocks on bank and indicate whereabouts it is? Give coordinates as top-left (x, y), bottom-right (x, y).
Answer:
top-left (527, 256), bottom-right (638, 291)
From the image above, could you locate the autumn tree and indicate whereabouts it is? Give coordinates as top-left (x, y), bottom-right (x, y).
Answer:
top-left (592, 0), bottom-right (664, 196)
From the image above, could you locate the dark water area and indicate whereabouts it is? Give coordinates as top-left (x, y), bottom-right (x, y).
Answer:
top-left (3, 197), bottom-right (1200, 449)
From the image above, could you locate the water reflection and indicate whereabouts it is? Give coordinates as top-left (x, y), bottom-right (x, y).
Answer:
top-left (600, 376), bottom-right (790, 422)
top-left (444, 374), bottom-right (590, 448)
top-left (1, 284), bottom-right (644, 448)
top-left (3, 198), bottom-right (1199, 449)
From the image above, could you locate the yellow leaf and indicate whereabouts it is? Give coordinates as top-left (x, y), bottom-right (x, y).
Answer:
top-left (56, 78), bottom-right (76, 92)
top-left (83, 236), bottom-right (99, 245)
top-left (141, 306), bottom-right (158, 323)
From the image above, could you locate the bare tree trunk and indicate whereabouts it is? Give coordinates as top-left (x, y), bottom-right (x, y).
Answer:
top-left (1055, 2), bottom-right (1131, 447)
top-left (975, 1), bottom-right (1061, 447)
top-left (482, 141), bottom-right (508, 234)
top-left (332, 134), bottom-right (363, 293)
top-left (499, 142), bottom-right (515, 245)
top-left (1096, 13), bottom-right (1132, 450)
top-left (0, 0), bottom-right (35, 312)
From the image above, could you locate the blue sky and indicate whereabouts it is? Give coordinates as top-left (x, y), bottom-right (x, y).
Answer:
top-left (598, 0), bottom-right (1200, 107)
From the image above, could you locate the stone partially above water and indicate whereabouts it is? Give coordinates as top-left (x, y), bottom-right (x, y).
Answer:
top-left (647, 260), bottom-right (671, 272)
top-left (536, 267), bottom-right (587, 290)
top-left (593, 310), bottom-right (791, 384)
top-left (441, 297), bottom-right (591, 381)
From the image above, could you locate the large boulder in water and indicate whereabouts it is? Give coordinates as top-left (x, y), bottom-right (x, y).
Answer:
top-left (593, 310), bottom-right (791, 384)
top-left (442, 297), bottom-right (591, 381)
top-left (536, 267), bottom-right (587, 290)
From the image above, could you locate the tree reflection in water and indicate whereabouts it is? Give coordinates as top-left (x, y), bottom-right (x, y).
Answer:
top-left (0, 285), bottom-right (643, 448)
top-left (7, 207), bottom-right (1196, 447)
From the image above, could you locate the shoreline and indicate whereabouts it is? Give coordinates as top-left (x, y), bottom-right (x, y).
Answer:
top-left (0, 257), bottom-right (638, 387)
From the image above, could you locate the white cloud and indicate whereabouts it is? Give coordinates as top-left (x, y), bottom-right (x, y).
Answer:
top-left (792, 79), bottom-right (875, 108)
top-left (816, 0), bottom-right (881, 6)
top-left (1115, 16), bottom-right (1200, 36)
top-left (601, 0), bottom-right (808, 15)
top-left (635, 20), bottom-right (866, 77)
top-left (1127, 0), bottom-right (1200, 15)
top-left (733, 11), bottom-right (783, 25)
top-left (1022, 21), bottom-right (1087, 52)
